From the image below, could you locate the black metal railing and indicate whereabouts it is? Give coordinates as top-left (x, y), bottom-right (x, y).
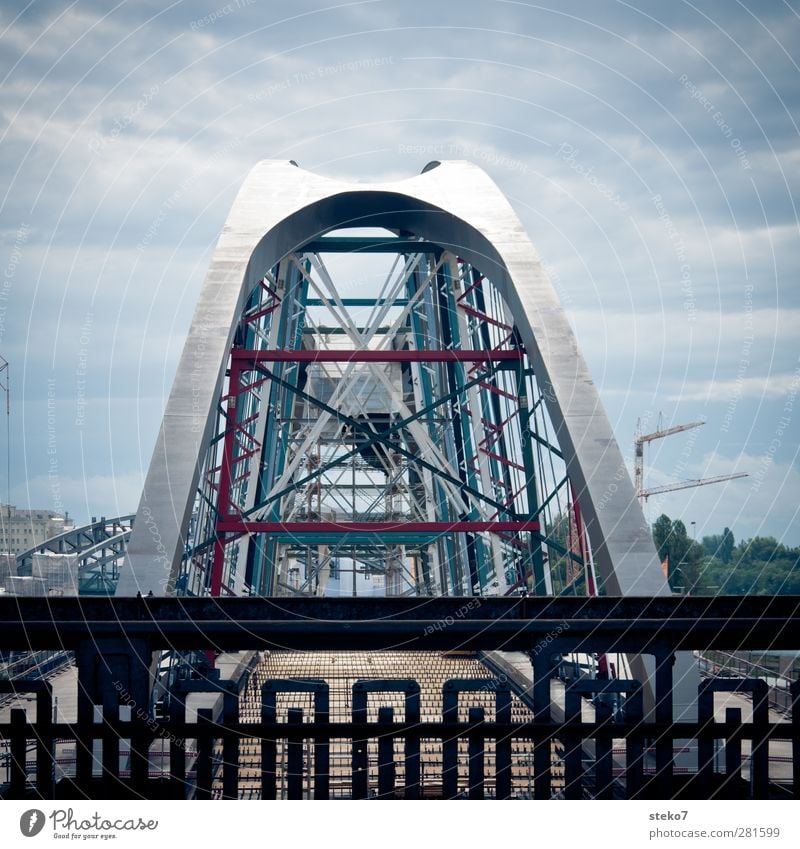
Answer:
top-left (0, 595), bottom-right (798, 800)
top-left (698, 650), bottom-right (796, 714)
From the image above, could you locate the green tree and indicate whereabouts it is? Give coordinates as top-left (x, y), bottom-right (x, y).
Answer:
top-left (652, 514), bottom-right (673, 562)
top-left (669, 520), bottom-right (692, 569)
top-left (701, 528), bottom-right (735, 574)
top-left (736, 536), bottom-right (786, 563)
top-left (651, 514), bottom-right (694, 592)
top-left (699, 535), bottom-right (800, 595)
top-left (702, 534), bottom-right (723, 558)
top-left (720, 527), bottom-right (734, 564)
top-left (678, 540), bottom-right (706, 594)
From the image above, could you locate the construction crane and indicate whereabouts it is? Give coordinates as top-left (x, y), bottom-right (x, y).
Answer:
top-left (639, 473), bottom-right (749, 500)
top-left (634, 414), bottom-right (748, 502)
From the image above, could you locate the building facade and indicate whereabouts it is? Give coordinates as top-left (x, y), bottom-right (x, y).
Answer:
top-left (0, 505), bottom-right (72, 555)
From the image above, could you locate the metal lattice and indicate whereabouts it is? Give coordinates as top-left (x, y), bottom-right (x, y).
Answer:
top-left (180, 233), bottom-right (591, 600)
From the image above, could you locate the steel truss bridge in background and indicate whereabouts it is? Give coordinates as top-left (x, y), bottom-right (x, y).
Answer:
top-left (15, 514), bottom-right (134, 596)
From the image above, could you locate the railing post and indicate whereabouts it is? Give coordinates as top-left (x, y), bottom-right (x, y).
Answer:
top-left (750, 680), bottom-right (769, 799)
top-left (594, 699), bottom-right (613, 799)
top-left (567, 677), bottom-right (643, 799)
top-left (625, 683), bottom-right (644, 800)
top-left (313, 687), bottom-right (330, 801)
top-left (9, 708), bottom-right (27, 798)
top-left (792, 680), bottom-right (800, 800)
top-left (653, 647), bottom-right (675, 798)
top-left (700, 678), bottom-right (770, 799)
top-left (102, 699), bottom-right (119, 785)
top-left (352, 683), bottom-right (369, 799)
top-left (169, 696), bottom-right (187, 795)
top-left (495, 684), bottom-right (512, 800)
top-left (195, 708), bottom-right (214, 800)
top-left (724, 707), bottom-right (742, 794)
top-left (442, 682), bottom-right (459, 799)
top-left (377, 706), bottom-right (396, 798)
top-left (532, 653), bottom-right (557, 800)
top-left (129, 709), bottom-right (150, 795)
top-left (221, 683), bottom-right (239, 800)
top-left (75, 641), bottom-right (95, 789)
top-left (405, 682), bottom-right (421, 800)
top-left (467, 706), bottom-right (485, 799)
top-left (286, 708), bottom-right (303, 799)
top-left (697, 678), bottom-right (715, 791)
top-left (35, 686), bottom-right (54, 799)
top-left (261, 691), bottom-right (277, 800)
top-left (563, 684), bottom-right (583, 799)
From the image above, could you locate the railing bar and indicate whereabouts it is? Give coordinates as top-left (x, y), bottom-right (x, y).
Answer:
top-left (725, 707), bottom-right (743, 791)
top-left (9, 709), bottom-right (27, 798)
top-left (170, 699), bottom-right (187, 792)
top-left (594, 701), bottom-right (613, 800)
top-left (195, 709), bottom-right (213, 800)
top-left (377, 706), bottom-right (396, 798)
top-left (286, 708), bottom-right (304, 800)
top-left (467, 707), bottom-right (485, 800)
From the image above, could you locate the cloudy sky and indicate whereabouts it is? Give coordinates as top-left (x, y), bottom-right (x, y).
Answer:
top-left (0, 0), bottom-right (798, 546)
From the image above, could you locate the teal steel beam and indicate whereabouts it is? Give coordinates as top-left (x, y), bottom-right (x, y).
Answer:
top-left (528, 430), bottom-right (563, 459)
top-left (464, 266), bottom-right (515, 589)
top-left (533, 475), bottom-right (570, 520)
top-left (251, 260), bottom-right (309, 594)
top-left (531, 531), bottom-right (584, 567)
top-left (407, 264), bottom-right (458, 594)
top-left (439, 259), bottom-right (487, 593)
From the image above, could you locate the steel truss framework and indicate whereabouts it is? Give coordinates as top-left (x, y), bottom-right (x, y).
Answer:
top-left (16, 515), bottom-right (134, 595)
top-left (180, 243), bottom-right (589, 599)
top-left (118, 162), bottom-right (667, 602)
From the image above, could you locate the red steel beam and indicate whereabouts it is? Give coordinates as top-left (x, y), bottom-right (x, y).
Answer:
top-left (259, 279), bottom-right (281, 300)
top-left (480, 448), bottom-right (526, 472)
top-left (216, 520), bottom-right (540, 534)
top-left (477, 381), bottom-right (517, 401)
top-left (244, 302), bottom-right (281, 323)
top-left (457, 274), bottom-right (485, 302)
top-left (457, 303), bottom-right (512, 331)
top-left (230, 349), bottom-right (523, 364)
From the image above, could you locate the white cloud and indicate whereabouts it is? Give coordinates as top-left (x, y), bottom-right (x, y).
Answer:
top-left (672, 372), bottom-right (800, 402)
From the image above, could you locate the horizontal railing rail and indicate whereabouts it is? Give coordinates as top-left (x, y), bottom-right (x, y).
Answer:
top-left (1, 595), bottom-right (799, 652)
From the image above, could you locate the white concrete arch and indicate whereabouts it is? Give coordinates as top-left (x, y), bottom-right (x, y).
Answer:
top-left (118, 160), bottom-right (668, 599)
